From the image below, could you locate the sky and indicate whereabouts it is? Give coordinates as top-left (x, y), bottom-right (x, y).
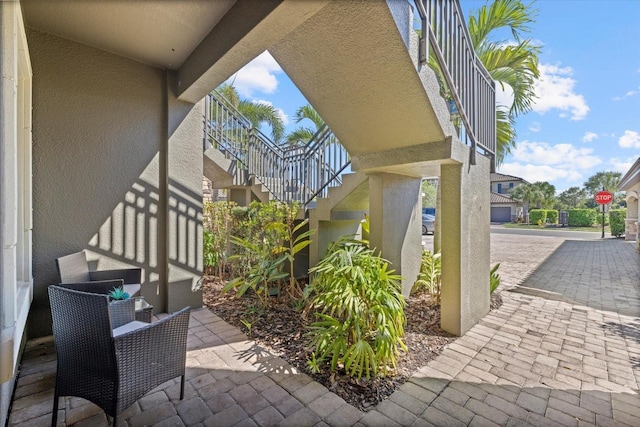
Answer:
top-left (225, 0), bottom-right (640, 194)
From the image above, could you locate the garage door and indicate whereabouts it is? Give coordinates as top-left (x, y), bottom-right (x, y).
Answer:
top-left (491, 207), bottom-right (511, 223)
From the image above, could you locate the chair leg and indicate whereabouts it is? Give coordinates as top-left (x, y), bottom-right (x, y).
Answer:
top-left (112, 414), bottom-right (117, 426)
top-left (51, 390), bottom-right (59, 427)
top-left (180, 375), bottom-right (185, 400)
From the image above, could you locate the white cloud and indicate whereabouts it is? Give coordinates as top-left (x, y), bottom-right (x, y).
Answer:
top-left (499, 163), bottom-right (583, 183)
top-left (618, 130), bottom-right (640, 148)
top-left (510, 140), bottom-right (602, 169)
top-left (495, 84), bottom-right (514, 109)
top-left (609, 157), bottom-right (636, 173)
top-left (229, 51), bottom-right (283, 98)
top-left (532, 64), bottom-right (589, 120)
top-left (254, 99), bottom-right (289, 126)
top-left (613, 86), bottom-right (640, 101)
top-left (528, 122), bottom-right (541, 132)
top-left (582, 132), bottom-right (598, 143)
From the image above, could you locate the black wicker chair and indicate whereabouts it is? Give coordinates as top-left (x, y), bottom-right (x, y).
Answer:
top-left (55, 251), bottom-right (141, 297)
top-left (48, 285), bottom-right (190, 426)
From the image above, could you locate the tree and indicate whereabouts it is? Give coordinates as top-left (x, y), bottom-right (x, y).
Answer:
top-left (555, 186), bottom-right (588, 210)
top-left (467, 0), bottom-right (541, 165)
top-left (510, 181), bottom-right (555, 211)
top-left (216, 83), bottom-right (285, 143)
top-left (285, 104), bottom-right (325, 146)
top-left (421, 179), bottom-right (438, 208)
top-left (583, 171), bottom-right (622, 195)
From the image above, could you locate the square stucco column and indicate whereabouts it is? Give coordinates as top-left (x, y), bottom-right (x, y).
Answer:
top-left (368, 173), bottom-right (422, 296)
top-left (440, 156), bottom-right (490, 336)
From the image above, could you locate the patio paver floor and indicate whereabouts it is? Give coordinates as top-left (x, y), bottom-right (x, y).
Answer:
top-left (8, 237), bottom-right (639, 426)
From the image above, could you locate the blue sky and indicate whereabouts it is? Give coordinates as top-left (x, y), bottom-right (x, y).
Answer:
top-left (226, 0), bottom-right (640, 194)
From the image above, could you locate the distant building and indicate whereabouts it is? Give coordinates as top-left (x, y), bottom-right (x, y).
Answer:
top-left (489, 173), bottom-right (529, 222)
top-left (618, 157), bottom-right (639, 248)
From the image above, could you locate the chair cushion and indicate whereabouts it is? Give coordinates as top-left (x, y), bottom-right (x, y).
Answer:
top-left (113, 321), bottom-right (148, 337)
top-left (56, 251), bottom-right (91, 282)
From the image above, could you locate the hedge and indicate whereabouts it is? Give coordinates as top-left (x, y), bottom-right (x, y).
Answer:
top-left (529, 210), bottom-right (546, 225)
top-left (610, 209), bottom-right (626, 237)
top-left (566, 209), bottom-right (597, 227)
top-left (529, 209), bottom-right (558, 225)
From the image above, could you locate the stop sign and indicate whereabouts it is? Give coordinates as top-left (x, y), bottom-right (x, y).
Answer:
top-left (594, 190), bottom-right (613, 204)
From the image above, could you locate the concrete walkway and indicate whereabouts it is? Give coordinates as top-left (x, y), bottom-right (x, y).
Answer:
top-left (8, 237), bottom-right (640, 426)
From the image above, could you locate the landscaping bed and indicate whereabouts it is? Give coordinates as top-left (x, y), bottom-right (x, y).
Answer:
top-left (202, 275), bottom-right (503, 411)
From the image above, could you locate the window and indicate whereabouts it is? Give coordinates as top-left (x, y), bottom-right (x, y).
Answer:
top-left (497, 183), bottom-right (502, 193)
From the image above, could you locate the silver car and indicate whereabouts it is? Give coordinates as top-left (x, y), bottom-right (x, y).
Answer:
top-left (422, 214), bottom-right (435, 235)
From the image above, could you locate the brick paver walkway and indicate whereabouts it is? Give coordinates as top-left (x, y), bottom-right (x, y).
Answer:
top-left (8, 236), bottom-right (640, 426)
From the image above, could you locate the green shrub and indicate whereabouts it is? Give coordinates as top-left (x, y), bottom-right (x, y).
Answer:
top-left (306, 238), bottom-right (406, 380)
top-left (412, 251), bottom-right (441, 304)
top-left (595, 210), bottom-right (609, 226)
top-left (566, 209), bottom-right (597, 227)
top-left (546, 210), bottom-right (558, 224)
top-left (610, 209), bottom-right (626, 237)
top-left (529, 209), bottom-right (546, 225)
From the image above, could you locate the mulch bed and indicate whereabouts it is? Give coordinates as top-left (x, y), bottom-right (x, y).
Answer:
top-left (202, 275), bottom-right (502, 411)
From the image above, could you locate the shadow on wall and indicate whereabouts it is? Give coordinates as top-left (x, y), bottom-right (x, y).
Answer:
top-left (88, 177), bottom-right (203, 311)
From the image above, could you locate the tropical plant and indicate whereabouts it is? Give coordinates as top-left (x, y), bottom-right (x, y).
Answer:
top-left (467, 0), bottom-right (541, 164)
top-left (109, 287), bottom-right (130, 300)
top-left (306, 238), bottom-right (406, 380)
top-left (222, 234), bottom-right (289, 306)
top-left (490, 263), bottom-right (501, 294)
top-left (510, 181), bottom-right (555, 213)
top-left (281, 204), bottom-right (315, 298)
top-left (216, 83), bottom-right (285, 143)
top-left (411, 250), bottom-right (442, 304)
top-left (285, 104), bottom-right (325, 146)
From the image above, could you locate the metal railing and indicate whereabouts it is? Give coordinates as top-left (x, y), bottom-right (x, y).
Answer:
top-left (415, 0), bottom-right (496, 168)
top-left (204, 92), bottom-right (350, 206)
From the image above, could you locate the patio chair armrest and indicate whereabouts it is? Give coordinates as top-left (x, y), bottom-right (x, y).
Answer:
top-left (114, 307), bottom-right (191, 401)
top-left (109, 298), bottom-right (136, 328)
top-left (90, 268), bottom-right (142, 284)
top-left (57, 279), bottom-right (124, 295)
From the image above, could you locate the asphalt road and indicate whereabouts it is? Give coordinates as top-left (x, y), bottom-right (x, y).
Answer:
top-left (421, 224), bottom-right (610, 251)
top-left (489, 224), bottom-right (606, 240)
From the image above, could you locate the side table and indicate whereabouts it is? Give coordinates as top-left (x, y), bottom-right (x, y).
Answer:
top-left (134, 297), bottom-right (154, 323)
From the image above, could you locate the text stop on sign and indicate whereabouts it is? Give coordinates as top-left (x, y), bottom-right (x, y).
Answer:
top-left (594, 190), bottom-right (613, 204)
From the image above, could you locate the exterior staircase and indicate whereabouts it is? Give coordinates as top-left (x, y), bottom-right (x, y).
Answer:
top-left (203, 91), bottom-right (355, 214)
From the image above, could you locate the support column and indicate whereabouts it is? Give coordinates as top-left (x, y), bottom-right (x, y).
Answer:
top-left (368, 173), bottom-right (422, 296)
top-left (440, 154), bottom-right (490, 336)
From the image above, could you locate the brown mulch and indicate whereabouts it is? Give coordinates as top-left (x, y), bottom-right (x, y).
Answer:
top-left (202, 275), bottom-right (503, 411)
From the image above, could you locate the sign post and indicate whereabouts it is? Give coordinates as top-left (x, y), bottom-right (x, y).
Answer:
top-left (594, 189), bottom-right (613, 239)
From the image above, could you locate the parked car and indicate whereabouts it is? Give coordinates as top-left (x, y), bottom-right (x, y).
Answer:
top-left (422, 214), bottom-right (435, 235)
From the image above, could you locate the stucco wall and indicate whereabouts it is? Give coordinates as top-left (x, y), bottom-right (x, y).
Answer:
top-left (28, 28), bottom-right (202, 337)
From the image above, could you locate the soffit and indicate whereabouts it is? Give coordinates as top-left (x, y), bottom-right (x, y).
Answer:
top-left (22, 0), bottom-right (236, 70)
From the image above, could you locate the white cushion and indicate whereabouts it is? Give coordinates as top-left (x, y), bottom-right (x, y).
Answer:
top-left (113, 321), bottom-right (148, 337)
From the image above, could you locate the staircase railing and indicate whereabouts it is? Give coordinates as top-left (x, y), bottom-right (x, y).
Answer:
top-left (415, 0), bottom-right (496, 170)
top-left (204, 92), bottom-right (350, 206)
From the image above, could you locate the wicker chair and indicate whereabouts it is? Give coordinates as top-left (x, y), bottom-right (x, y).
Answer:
top-left (55, 251), bottom-right (141, 297)
top-left (48, 285), bottom-right (190, 426)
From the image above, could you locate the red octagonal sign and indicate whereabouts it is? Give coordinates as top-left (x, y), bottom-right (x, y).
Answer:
top-left (594, 190), bottom-right (613, 204)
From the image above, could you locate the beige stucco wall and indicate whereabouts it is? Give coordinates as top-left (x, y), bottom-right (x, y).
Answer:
top-left (28, 28), bottom-right (202, 337)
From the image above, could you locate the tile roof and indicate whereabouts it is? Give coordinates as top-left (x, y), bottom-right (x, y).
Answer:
top-left (490, 192), bottom-right (518, 204)
top-left (490, 173), bottom-right (529, 184)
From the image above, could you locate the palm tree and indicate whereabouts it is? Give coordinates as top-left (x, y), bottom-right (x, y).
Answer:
top-left (285, 104), bottom-right (325, 146)
top-left (467, 0), bottom-right (541, 165)
top-left (510, 181), bottom-right (555, 212)
top-left (216, 83), bottom-right (285, 143)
